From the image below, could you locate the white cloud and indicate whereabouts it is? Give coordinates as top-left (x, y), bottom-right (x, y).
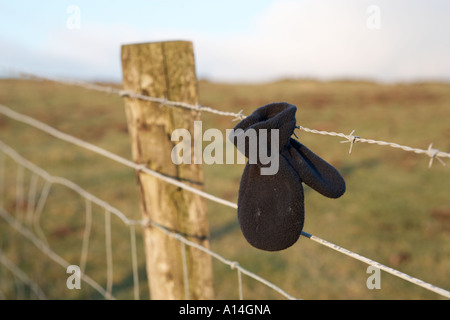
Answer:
top-left (196, 0), bottom-right (450, 82)
top-left (2, 0), bottom-right (449, 83)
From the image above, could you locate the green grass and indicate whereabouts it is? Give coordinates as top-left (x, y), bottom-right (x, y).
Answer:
top-left (0, 78), bottom-right (449, 299)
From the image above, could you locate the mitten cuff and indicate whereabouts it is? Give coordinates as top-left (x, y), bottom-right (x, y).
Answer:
top-left (230, 102), bottom-right (297, 159)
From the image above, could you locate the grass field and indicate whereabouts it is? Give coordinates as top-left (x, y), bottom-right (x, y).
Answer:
top-left (0, 78), bottom-right (449, 299)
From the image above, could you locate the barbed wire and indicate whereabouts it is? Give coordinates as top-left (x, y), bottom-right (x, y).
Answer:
top-left (1, 105), bottom-right (449, 298)
top-left (2, 67), bottom-right (448, 168)
top-left (297, 127), bottom-right (449, 168)
top-left (0, 67), bottom-right (246, 120)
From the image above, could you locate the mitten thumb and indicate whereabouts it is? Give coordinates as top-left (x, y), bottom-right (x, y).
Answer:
top-left (286, 138), bottom-right (346, 198)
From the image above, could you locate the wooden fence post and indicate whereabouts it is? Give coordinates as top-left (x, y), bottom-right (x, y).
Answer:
top-left (121, 41), bottom-right (214, 300)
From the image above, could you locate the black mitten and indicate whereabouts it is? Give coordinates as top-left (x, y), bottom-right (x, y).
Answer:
top-left (230, 102), bottom-right (345, 251)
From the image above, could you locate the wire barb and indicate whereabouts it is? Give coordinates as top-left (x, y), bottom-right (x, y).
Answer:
top-left (426, 143), bottom-right (447, 168)
top-left (232, 110), bottom-right (246, 122)
top-left (339, 129), bottom-right (360, 154)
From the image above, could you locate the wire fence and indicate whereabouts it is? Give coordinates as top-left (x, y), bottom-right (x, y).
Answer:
top-left (3, 67), bottom-right (449, 168)
top-left (0, 138), bottom-right (296, 300)
top-left (0, 69), bottom-right (449, 299)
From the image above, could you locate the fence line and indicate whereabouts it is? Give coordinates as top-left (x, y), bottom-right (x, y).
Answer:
top-left (2, 68), bottom-right (449, 168)
top-left (1, 104), bottom-right (449, 298)
top-left (0, 104), bottom-right (236, 210)
top-left (0, 141), bottom-right (123, 299)
top-left (0, 139), bottom-right (296, 300)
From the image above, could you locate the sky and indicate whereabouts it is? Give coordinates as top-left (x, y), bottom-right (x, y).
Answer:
top-left (1, 0), bottom-right (450, 83)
